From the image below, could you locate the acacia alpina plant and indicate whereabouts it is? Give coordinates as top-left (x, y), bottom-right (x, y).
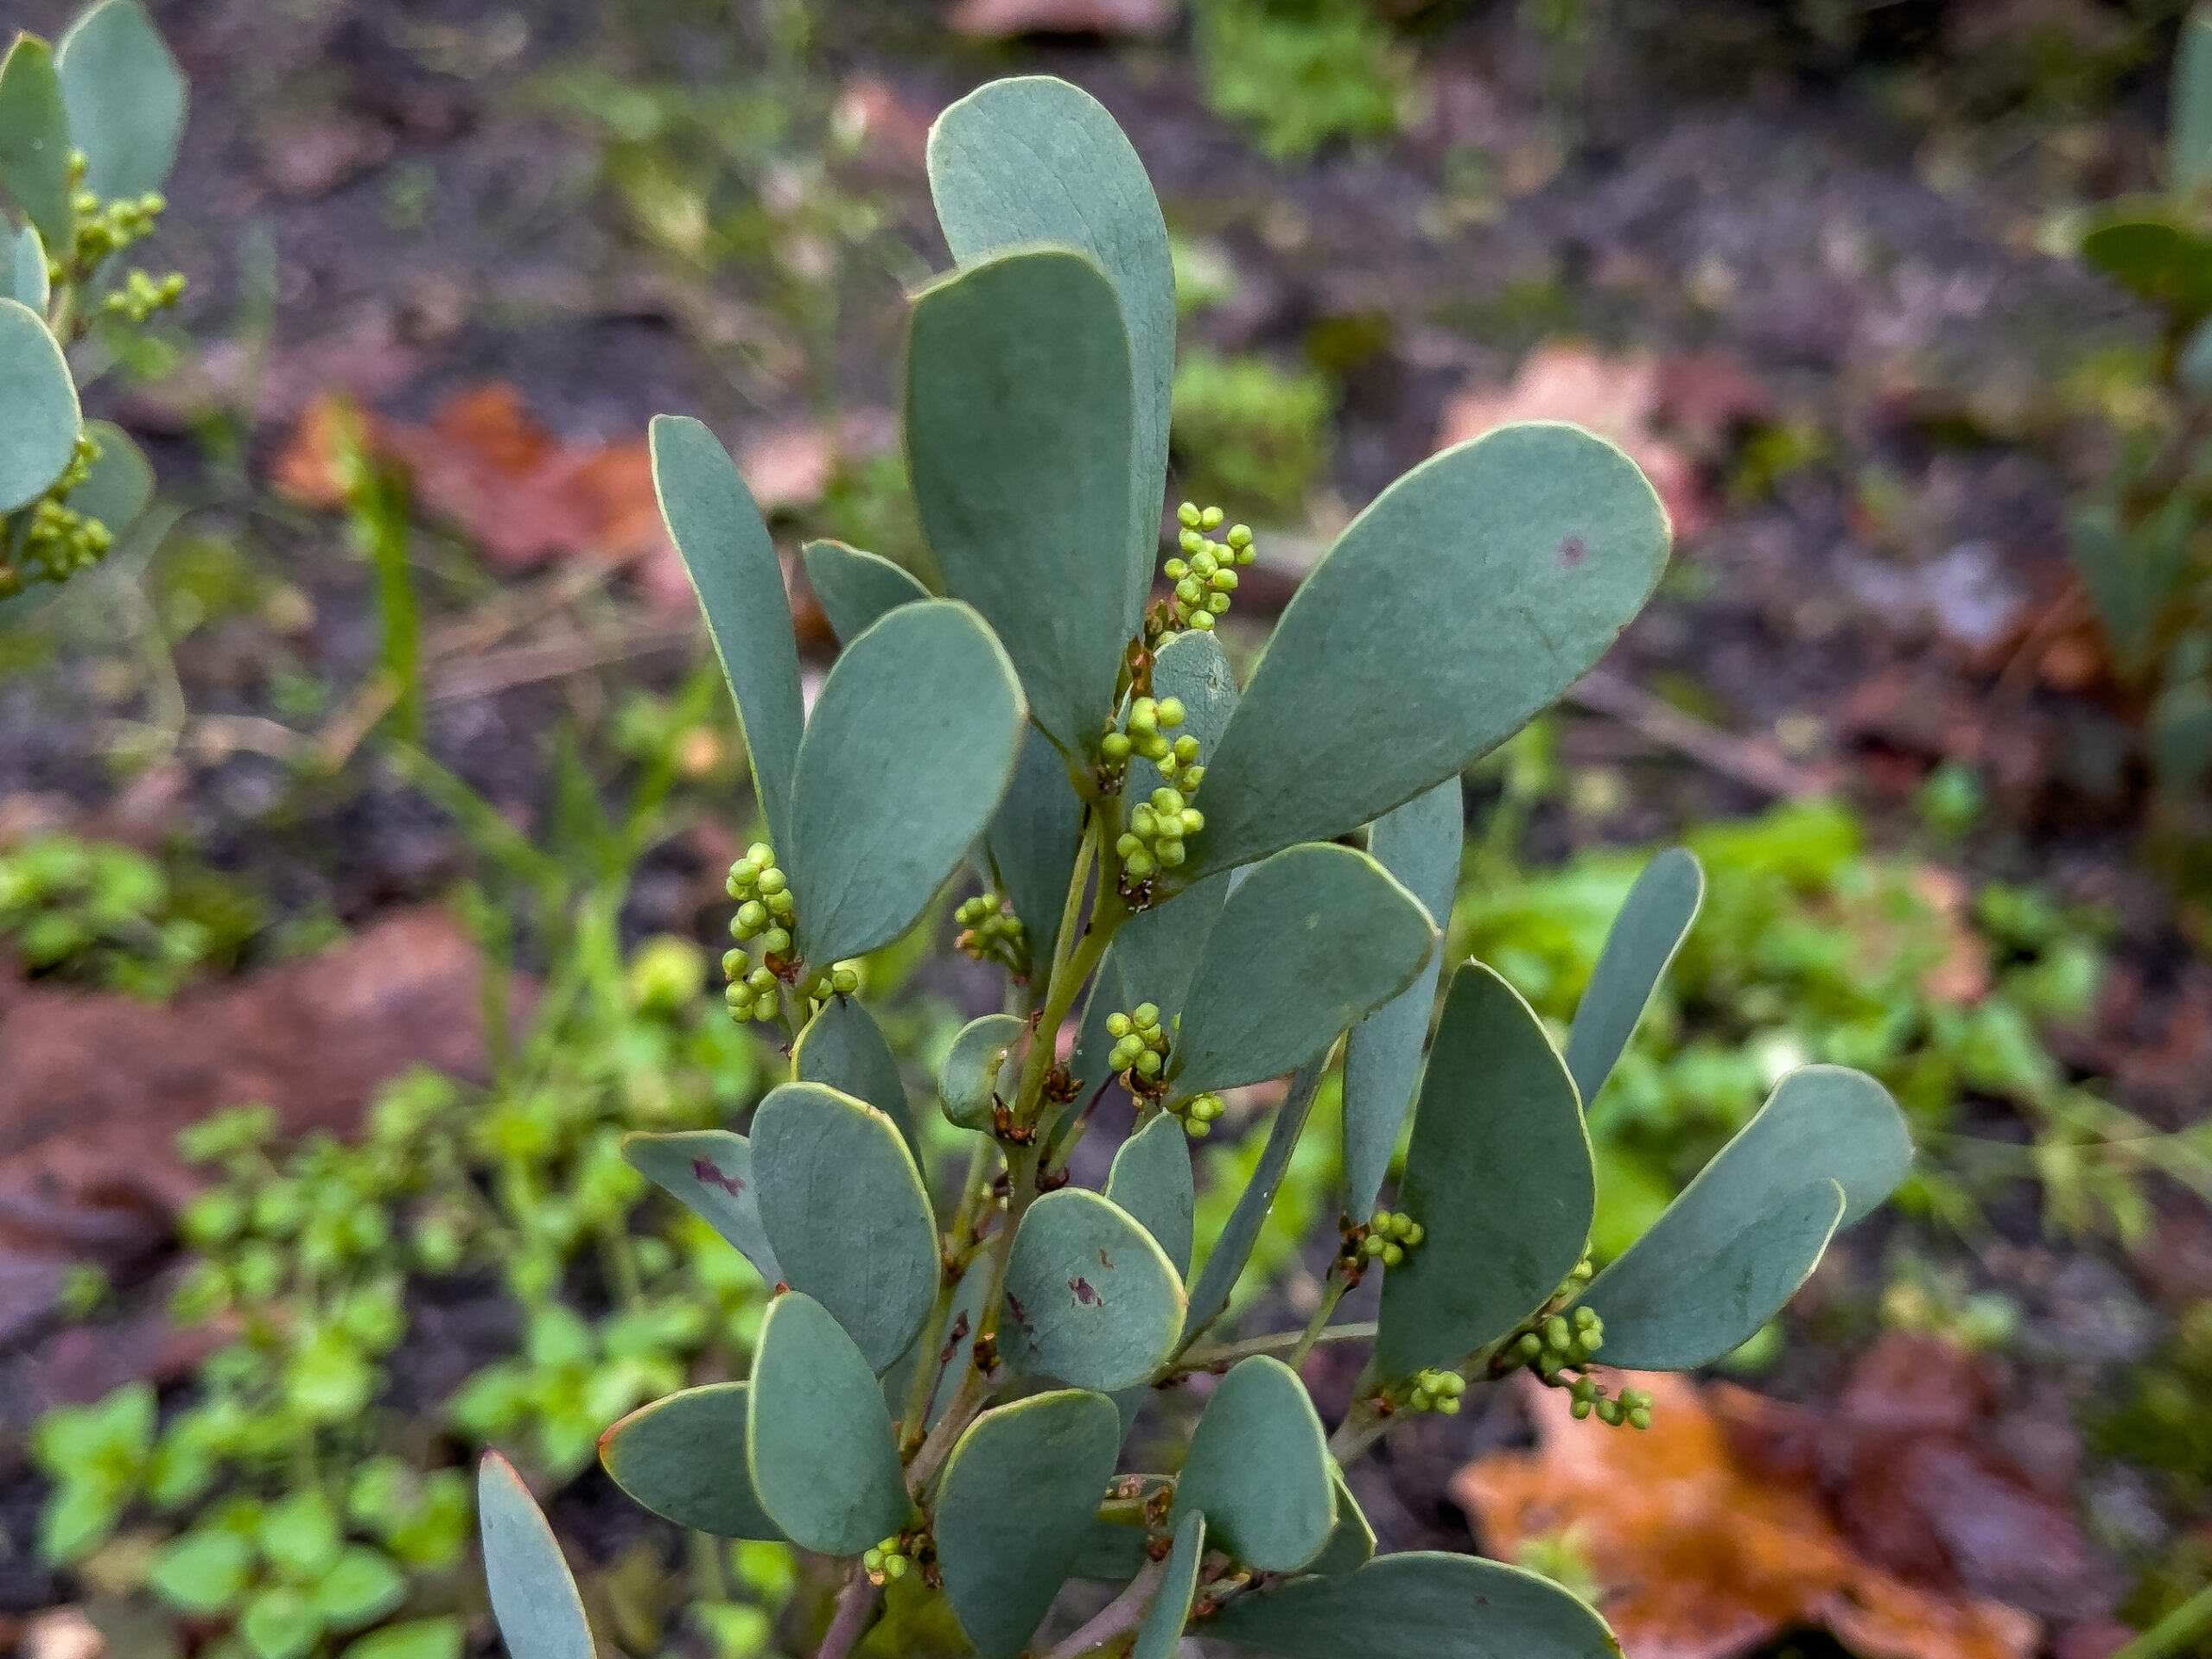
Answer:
top-left (0, 0), bottom-right (184, 620)
top-left (477, 75), bottom-right (1911, 1659)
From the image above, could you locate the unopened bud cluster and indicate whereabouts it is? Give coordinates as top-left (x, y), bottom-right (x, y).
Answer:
top-left (0, 435), bottom-right (111, 599)
top-left (1404, 1367), bottom-right (1465, 1415)
top-left (1165, 502), bottom-right (1253, 632)
top-left (1512, 1306), bottom-right (1605, 1377)
top-left (100, 265), bottom-right (187, 325)
top-left (68, 177), bottom-right (168, 270)
top-left (722, 842), bottom-right (857, 1021)
top-left (1104, 1003), bottom-right (1172, 1085)
top-left (1358, 1209), bottom-right (1424, 1268)
top-left (1563, 1376), bottom-right (1652, 1430)
top-left (861, 1534), bottom-right (915, 1586)
top-left (953, 891), bottom-right (1027, 975)
top-left (1105, 697), bottom-right (1205, 879)
top-left (1170, 1090), bottom-right (1224, 1138)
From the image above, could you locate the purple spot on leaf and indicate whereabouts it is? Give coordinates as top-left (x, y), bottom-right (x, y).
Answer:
top-left (1560, 535), bottom-right (1587, 567)
top-left (691, 1158), bottom-right (746, 1198)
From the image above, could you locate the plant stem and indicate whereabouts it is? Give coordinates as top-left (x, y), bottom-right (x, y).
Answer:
top-left (1325, 1391), bottom-right (1389, 1466)
top-left (1287, 1273), bottom-right (1354, 1369)
top-left (2113, 1583), bottom-right (2212, 1659)
top-left (1039, 1558), bottom-right (1165, 1659)
top-left (816, 1566), bottom-right (882, 1659)
top-left (690, 1529), bottom-right (728, 1601)
top-left (1176, 1321), bottom-right (1376, 1375)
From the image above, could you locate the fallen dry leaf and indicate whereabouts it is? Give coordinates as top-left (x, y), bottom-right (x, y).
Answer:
top-left (275, 385), bottom-right (671, 581)
top-left (21, 1607), bottom-right (103, 1659)
top-left (0, 912), bottom-right (527, 1342)
top-left (1453, 1371), bottom-right (2041, 1659)
top-left (1438, 341), bottom-right (1710, 541)
top-left (945, 0), bottom-right (1178, 36)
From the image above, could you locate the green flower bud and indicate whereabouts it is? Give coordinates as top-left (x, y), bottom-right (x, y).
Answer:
top-left (1164, 557), bottom-right (1190, 580)
top-left (1570, 1398), bottom-right (1592, 1421)
top-left (749, 966), bottom-right (778, 993)
top-left (1134, 1049), bottom-right (1162, 1077)
top-left (1156, 839), bottom-right (1185, 867)
top-left (1363, 1235), bottom-right (1387, 1259)
top-left (1179, 527), bottom-right (1205, 554)
top-left (1103, 732), bottom-right (1133, 761)
top-left (1116, 832), bottom-right (1144, 859)
top-left (1178, 502), bottom-right (1202, 529)
top-left (862, 1548), bottom-right (883, 1571)
top-left (1627, 1408), bottom-right (1652, 1431)
top-left (831, 967), bottom-right (861, 995)
top-left (1206, 592), bottom-right (1232, 615)
top-left (1573, 1306), bottom-right (1599, 1331)
top-left (1210, 568), bottom-right (1239, 592)
top-left (747, 842), bottom-right (775, 867)
top-left (1597, 1399), bottom-right (1623, 1427)
top-left (1370, 1211), bottom-right (1390, 1232)
top-left (1516, 1333), bottom-right (1543, 1362)
top-left (763, 927), bottom-right (792, 955)
top-left (726, 984), bottom-right (750, 1011)
top-left (1545, 1315), bottom-right (1571, 1351)
top-left (1580, 1329), bottom-right (1603, 1353)
top-left (766, 889), bottom-right (795, 917)
top-left (1157, 697), bottom-right (1185, 728)
top-left (1176, 577), bottom-right (1204, 605)
top-left (757, 868), bottom-right (787, 895)
top-left (1227, 524), bottom-right (1253, 548)
top-left (1381, 1242), bottom-right (1404, 1267)
top-left (1105, 1012), bottom-right (1134, 1039)
top-left (1133, 1003), bottom-right (1160, 1028)
top-left (1189, 611), bottom-right (1216, 631)
top-left (1125, 849), bottom-right (1156, 878)
top-left (885, 1554), bottom-right (909, 1580)
top-left (726, 870), bottom-right (749, 899)
top-left (737, 899), bottom-right (768, 932)
top-left (1191, 549), bottom-right (1218, 580)
top-left (1185, 1118), bottom-right (1211, 1137)
top-left (723, 949), bottom-right (745, 977)
top-left (1131, 805), bottom-right (1158, 837)
top-left (1402, 1221), bottom-right (1425, 1246)
top-left (1200, 505), bottom-right (1224, 529)
top-left (1437, 1395), bottom-right (1462, 1415)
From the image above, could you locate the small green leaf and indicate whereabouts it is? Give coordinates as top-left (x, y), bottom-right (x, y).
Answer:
top-left (148, 1527), bottom-right (256, 1615)
top-left (940, 1013), bottom-right (1026, 1132)
top-left (309, 1547), bottom-right (407, 1632)
top-left (38, 1478), bottom-right (127, 1565)
top-left (803, 538), bottom-right (931, 644)
top-left (1134, 1508), bottom-right (1205, 1659)
top-left (1106, 1109), bottom-right (1195, 1277)
top-left (1181, 1060), bottom-right (1324, 1345)
top-left (260, 1489), bottom-right (342, 1581)
top-left (10, 223), bottom-right (48, 313)
top-left (1562, 847), bottom-right (1702, 1108)
top-left (599, 1383), bottom-right (784, 1539)
top-left (1575, 1065), bottom-right (1908, 1369)
top-left (650, 414), bottom-right (805, 852)
top-left (747, 1291), bottom-right (912, 1555)
top-left (2078, 207), bottom-right (2212, 315)
top-left (1001, 1188), bottom-right (1185, 1391)
top-left (1172, 842), bottom-right (1436, 1099)
top-left (0, 295), bottom-right (79, 513)
top-left (787, 598), bottom-right (1027, 967)
top-left (0, 35), bottom-right (73, 250)
top-left (1377, 961), bottom-right (1593, 1377)
top-left (1171, 1357), bottom-right (1332, 1573)
top-left (985, 725), bottom-right (1085, 971)
top-left (1307, 1468), bottom-right (1376, 1577)
top-left (339, 1618), bottom-right (465, 1659)
top-left (1342, 779), bottom-right (1463, 1219)
top-left (73, 418), bottom-right (155, 536)
top-left (753, 1082), bottom-right (938, 1374)
top-left (478, 1451), bottom-right (594, 1659)
top-left (1199, 1551), bottom-right (1619, 1659)
top-left (621, 1129), bottom-right (779, 1284)
top-left (1184, 423), bottom-right (1669, 880)
top-left (928, 76), bottom-right (1174, 634)
top-left (796, 995), bottom-right (919, 1155)
top-left (907, 247), bottom-right (1136, 756)
top-left (241, 1586), bottom-right (324, 1659)
top-left (2177, 5), bottom-right (2212, 199)
top-left (56, 0), bottom-right (186, 200)
top-left (936, 1390), bottom-right (1123, 1659)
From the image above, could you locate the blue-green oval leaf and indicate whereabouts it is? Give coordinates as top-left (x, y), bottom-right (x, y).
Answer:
top-left (747, 1292), bottom-right (912, 1554)
top-left (803, 538), bottom-right (931, 645)
top-left (908, 246), bottom-right (1136, 755)
top-left (796, 995), bottom-right (918, 1156)
top-left (0, 36), bottom-right (73, 251)
top-left (1172, 1356), bottom-right (1332, 1573)
top-left (787, 598), bottom-right (1027, 968)
top-left (936, 1389), bottom-right (1122, 1659)
top-left (1376, 961), bottom-right (1593, 1377)
top-left (985, 725), bottom-right (1085, 971)
top-left (1185, 423), bottom-right (1669, 880)
top-left (56, 0), bottom-right (185, 200)
top-left (0, 296), bottom-right (79, 512)
top-left (752, 1082), bottom-right (938, 1374)
top-left (928, 75), bottom-right (1173, 633)
top-left (1135, 1508), bottom-right (1205, 1659)
top-left (1172, 843), bottom-right (1435, 1100)
top-left (1562, 846), bottom-right (1701, 1108)
top-left (1342, 778), bottom-right (1462, 1219)
top-left (621, 1129), bottom-right (779, 1285)
top-left (941, 1013), bottom-right (1026, 1132)
top-left (1200, 1550), bottom-right (1618, 1659)
top-left (75, 419), bottom-right (154, 535)
top-left (599, 1383), bottom-right (784, 1540)
top-left (477, 1452), bottom-right (593, 1659)
top-left (1002, 1188), bottom-right (1185, 1391)
top-left (1106, 1109), bottom-right (1195, 1278)
top-left (651, 415), bottom-right (805, 852)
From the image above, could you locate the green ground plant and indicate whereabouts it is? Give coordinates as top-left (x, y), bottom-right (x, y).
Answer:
top-left (474, 76), bottom-right (1911, 1659)
top-left (0, 0), bottom-right (186, 620)
top-left (1168, 348), bottom-right (1333, 523)
top-left (1190, 0), bottom-right (1416, 162)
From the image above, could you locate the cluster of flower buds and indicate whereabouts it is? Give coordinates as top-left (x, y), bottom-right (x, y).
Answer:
top-left (1, 435), bottom-right (112, 598)
top-left (723, 842), bottom-right (860, 1023)
top-left (1101, 694), bottom-right (1192, 778)
top-left (1104, 1003), bottom-right (1172, 1085)
top-left (1170, 1090), bottom-right (1225, 1138)
top-left (1510, 1306), bottom-right (1605, 1378)
top-left (861, 1534), bottom-right (914, 1585)
top-left (68, 174), bottom-right (167, 270)
top-left (1105, 696), bottom-right (1207, 879)
top-left (100, 266), bottom-right (187, 325)
top-left (1358, 1209), bottom-right (1425, 1268)
top-left (953, 891), bottom-right (1027, 974)
top-left (1560, 1376), bottom-right (1652, 1429)
top-left (1404, 1368), bottom-right (1466, 1415)
top-left (1165, 502), bottom-right (1254, 632)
